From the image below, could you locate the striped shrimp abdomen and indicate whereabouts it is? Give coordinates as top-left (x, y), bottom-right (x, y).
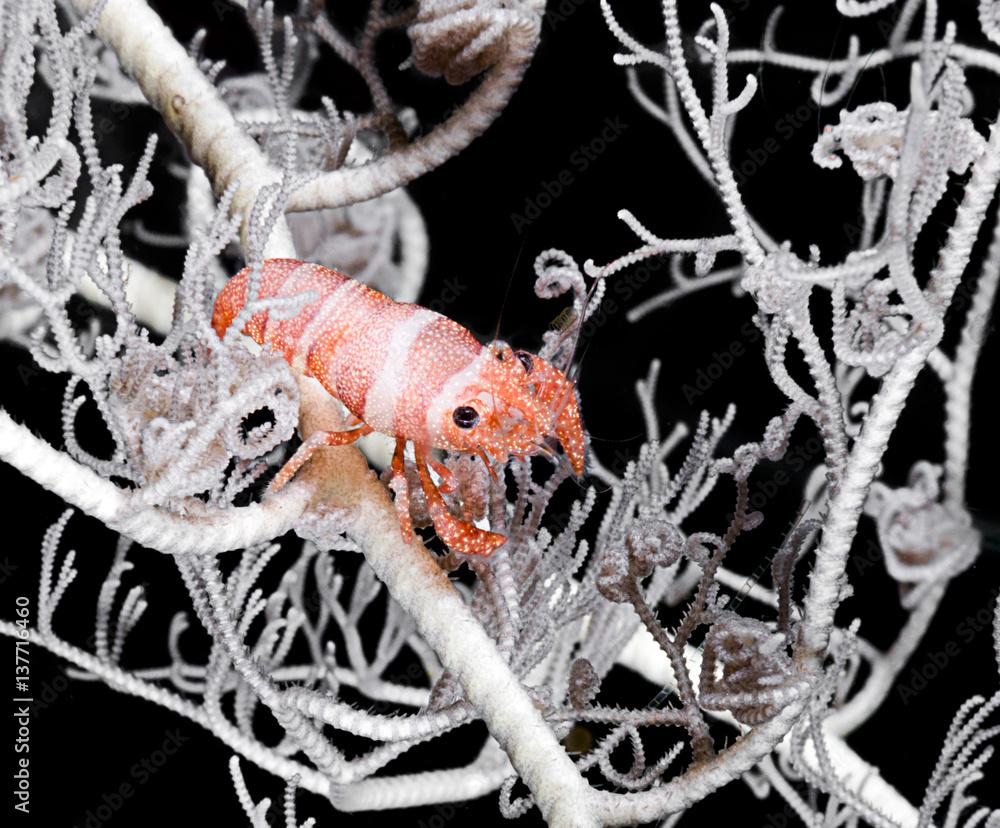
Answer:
top-left (212, 259), bottom-right (482, 444)
top-left (213, 259), bottom-right (381, 368)
top-left (307, 300), bottom-right (482, 443)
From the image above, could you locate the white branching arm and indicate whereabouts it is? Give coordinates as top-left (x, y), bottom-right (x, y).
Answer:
top-left (0, 410), bottom-right (314, 553)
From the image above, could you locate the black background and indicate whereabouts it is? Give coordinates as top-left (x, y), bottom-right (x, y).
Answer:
top-left (2, 1), bottom-right (999, 826)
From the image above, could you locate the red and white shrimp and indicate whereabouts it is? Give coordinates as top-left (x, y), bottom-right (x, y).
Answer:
top-left (212, 259), bottom-right (586, 555)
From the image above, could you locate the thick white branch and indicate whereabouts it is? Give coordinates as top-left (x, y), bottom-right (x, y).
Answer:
top-left (287, 1), bottom-right (545, 212)
top-left (329, 740), bottom-right (512, 811)
top-left (801, 122), bottom-right (1000, 661)
top-left (293, 377), bottom-right (597, 826)
top-left (942, 204), bottom-right (1000, 505)
top-left (776, 732), bottom-right (921, 828)
top-left (70, 0), bottom-right (294, 257)
top-left (0, 410), bottom-right (314, 554)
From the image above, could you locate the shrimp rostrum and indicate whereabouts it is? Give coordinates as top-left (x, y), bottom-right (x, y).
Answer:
top-left (212, 259), bottom-right (586, 555)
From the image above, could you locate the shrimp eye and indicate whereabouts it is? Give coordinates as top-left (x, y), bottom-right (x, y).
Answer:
top-left (452, 406), bottom-right (480, 429)
top-left (516, 351), bottom-right (533, 373)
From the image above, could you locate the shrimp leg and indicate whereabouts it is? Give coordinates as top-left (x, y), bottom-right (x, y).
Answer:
top-left (414, 445), bottom-right (506, 556)
top-left (390, 437), bottom-right (414, 542)
top-left (270, 424), bottom-right (374, 492)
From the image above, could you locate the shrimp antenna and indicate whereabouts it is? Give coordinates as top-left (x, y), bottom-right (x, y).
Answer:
top-left (557, 262), bottom-right (613, 382)
top-left (486, 241), bottom-right (528, 452)
top-left (489, 239), bottom-right (527, 348)
top-left (566, 337), bottom-right (595, 386)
